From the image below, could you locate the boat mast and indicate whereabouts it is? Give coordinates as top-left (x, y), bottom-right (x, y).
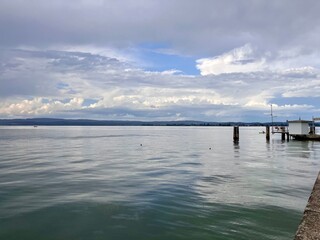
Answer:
top-left (271, 104), bottom-right (274, 133)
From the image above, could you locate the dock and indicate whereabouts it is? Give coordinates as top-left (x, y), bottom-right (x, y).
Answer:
top-left (270, 119), bottom-right (320, 141)
top-left (290, 134), bottom-right (320, 141)
top-left (288, 118), bottom-right (320, 141)
top-left (295, 172), bottom-right (320, 239)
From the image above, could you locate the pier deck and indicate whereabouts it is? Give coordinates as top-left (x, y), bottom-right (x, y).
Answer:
top-left (290, 134), bottom-right (320, 141)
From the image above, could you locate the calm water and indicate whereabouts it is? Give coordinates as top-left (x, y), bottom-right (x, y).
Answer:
top-left (0, 126), bottom-right (319, 240)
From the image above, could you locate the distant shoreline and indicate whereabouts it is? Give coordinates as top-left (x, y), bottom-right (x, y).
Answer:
top-left (0, 118), bottom-right (295, 127)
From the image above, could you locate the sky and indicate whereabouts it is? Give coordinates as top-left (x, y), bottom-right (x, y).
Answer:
top-left (1, 0), bottom-right (320, 122)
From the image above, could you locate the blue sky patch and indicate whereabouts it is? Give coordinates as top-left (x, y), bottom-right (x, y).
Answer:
top-left (83, 99), bottom-right (98, 107)
top-left (272, 97), bottom-right (320, 107)
top-left (56, 82), bottom-right (69, 89)
top-left (136, 43), bottom-right (200, 75)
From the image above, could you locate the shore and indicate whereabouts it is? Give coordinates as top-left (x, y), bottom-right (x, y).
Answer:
top-left (295, 172), bottom-right (320, 239)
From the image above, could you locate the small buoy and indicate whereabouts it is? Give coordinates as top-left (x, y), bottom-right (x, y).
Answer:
top-left (209, 147), bottom-right (211, 150)
top-left (140, 144), bottom-right (143, 146)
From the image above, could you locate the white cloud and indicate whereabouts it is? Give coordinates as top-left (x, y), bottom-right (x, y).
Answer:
top-left (160, 69), bottom-right (183, 75)
top-left (56, 45), bottom-right (138, 64)
top-left (86, 87), bottom-right (237, 110)
top-left (0, 98), bottom-right (84, 117)
top-left (196, 44), bottom-right (266, 75)
top-left (281, 79), bottom-right (320, 98)
top-left (1, 1), bottom-right (320, 122)
top-left (281, 66), bottom-right (317, 78)
top-left (196, 43), bottom-right (320, 80)
top-left (0, 49), bottom-right (320, 121)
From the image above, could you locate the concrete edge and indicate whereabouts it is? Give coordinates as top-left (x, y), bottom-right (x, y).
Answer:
top-left (294, 171), bottom-right (320, 240)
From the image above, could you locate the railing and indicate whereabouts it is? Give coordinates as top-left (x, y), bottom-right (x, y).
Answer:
top-left (271, 126), bottom-right (288, 134)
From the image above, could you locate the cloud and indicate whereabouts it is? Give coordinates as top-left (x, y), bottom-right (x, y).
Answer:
top-left (196, 43), bottom-right (320, 77)
top-left (1, 0), bottom-right (320, 56)
top-left (1, 0), bottom-right (320, 123)
top-left (196, 44), bottom-right (266, 75)
top-left (0, 49), bottom-right (319, 121)
top-left (0, 97), bottom-right (84, 117)
top-left (280, 67), bottom-right (317, 78)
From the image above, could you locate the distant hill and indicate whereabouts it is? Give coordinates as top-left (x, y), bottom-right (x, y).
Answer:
top-left (0, 118), bottom-right (293, 126)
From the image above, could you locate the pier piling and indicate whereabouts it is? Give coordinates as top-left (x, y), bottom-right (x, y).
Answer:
top-left (310, 126), bottom-right (315, 135)
top-left (281, 127), bottom-right (286, 141)
top-left (233, 126), bottom-right (239, 143)
top-left (266, 126), bottom-right (270, 141)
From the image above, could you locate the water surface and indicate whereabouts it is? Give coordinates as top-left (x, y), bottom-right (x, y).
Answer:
top-left (0, 126), bottom-right (319, 239)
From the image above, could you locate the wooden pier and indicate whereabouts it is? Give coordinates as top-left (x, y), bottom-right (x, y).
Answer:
top-left (271, 126), bottom-right (290, 141)
top-left (232, 125), bottom-right (318, 142)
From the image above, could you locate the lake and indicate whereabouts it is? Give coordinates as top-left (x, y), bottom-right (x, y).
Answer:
top-left (0, 126), bottom-right (319, 240)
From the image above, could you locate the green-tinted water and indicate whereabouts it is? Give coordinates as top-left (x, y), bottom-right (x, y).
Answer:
top-left (0, 126), bottom-right (319, 239)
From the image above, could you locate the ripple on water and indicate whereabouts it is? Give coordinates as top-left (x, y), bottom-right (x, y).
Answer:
top-left (0, 126), bottom-right (319, 239)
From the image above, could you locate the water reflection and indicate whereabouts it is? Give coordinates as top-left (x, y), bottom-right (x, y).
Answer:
top-left (193, 127), bottom-right (319, 210)
top-left (286, 140), bottom-right (311, 159)
top-left (0, 126), bottom-right (319, 240)
top-left (233, 142), bottom-right (240, 159)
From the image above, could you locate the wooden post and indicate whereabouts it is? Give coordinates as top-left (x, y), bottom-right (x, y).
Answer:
top-left (310, 126), bottom-right (315, 135)
top-left (266, 126), bottom-right (270, 141)
top-left (281, 127), bottom-right (285, 141)
top-left (281, 132), bottom-right (285, 141)
top-left (233, 126), bottom-right (239, 143)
